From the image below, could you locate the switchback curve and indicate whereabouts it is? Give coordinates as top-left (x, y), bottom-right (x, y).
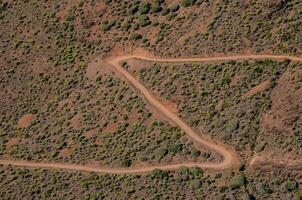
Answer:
top-left (1, 53), bottom-right (301, 174)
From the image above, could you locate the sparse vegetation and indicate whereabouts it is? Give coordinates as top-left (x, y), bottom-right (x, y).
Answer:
top-left (1, 71), bottom-right (215, 167)
top-left (0, 165), bottom-right (300, 199)
top-left (1, 0), bottom-right (302, 199)
top-left (132, 60), bottom-right (302, 158)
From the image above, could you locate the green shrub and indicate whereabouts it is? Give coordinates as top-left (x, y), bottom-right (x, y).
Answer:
top-left (0, 2), bottom-right (8, 12)
top-left (130, 33), bottom-right (142, 40)
top-left (138, 15), bottom-right (151, 27)
top-left (189, 167), bottom-right (203, 177)
top-left (239, 164), bottom-right (246, 171)
top-left (162, 8), bottom-right (170, 16)
top-left (170, 4), bottom-right (179, 12)
top-left (202, 152), bottom-right (210, 159)
top-left (254, 143), bottom-right (266, 152)
top-left (242, 193), bottom-right (255, 200)
top-left (191, 149), bottom-right (201, 158)
top-left (104, 0), bottom-right (111, 5)
top-left (152, 169), bottom-right (169, 179)
top-left (0, 129), bottom-right (7, 137)
top-left (166, 12), bottom-right (177, 21)
top-left (132, 23), bottom-right (139, 30)
top-left (256, 182), bottom-right (273, 195)
top-left (128, 5), bottom-right (138, 15)
top-left (168, 144), bottom-right (182, 153)
top-left (114, 20), bottom-right (121, 29)
top-left (101, 21), bottom-right (115, 31)
top-left (190, 179), bottom-right (201, 189)
top-left (98, 10), bottom-right (105, 17)
top-left (122, 158), bottom-right (132, 167)
top-left (214, 118), bottom-right (225, 128)
top-left (285, 180), bottom-right (298, 192)
top-left (157, 148), bottom-right (168, 158)
top-left (139, 1), bottom-right (151, 14)
top-left (65, 14), bottom-right (75, 22)
top-left (122, 22), bottom-right (131, 31)
top-left (152, 20), bottom-right (159, 26)
top-left (152, 2), bottom-right (162, 13)
top-left (229, 175), bottom-right (246, 189)
top-left (95, 75), bottom-right (101, 83)
top-left (181, 0), bottom-right (196, 7)
top-left (225, 121), bottom-right (239, 133)
top-left (295, 191), bottom-right (302, 200)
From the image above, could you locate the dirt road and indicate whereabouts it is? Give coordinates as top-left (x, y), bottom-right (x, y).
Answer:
top-left (1, 53), bottom-right (301, 174)
top-left (0, 159), bottom-right (234, 174)
top-left (107, 55), bottom-right (238, 170)
top-left (106, 54), bottom-right (302, 64)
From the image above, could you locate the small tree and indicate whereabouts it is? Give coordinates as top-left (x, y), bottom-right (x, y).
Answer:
top-left (152, 2), bottom-right (162, 13)
top-left (170, 4), bottom-right (179, 12)
top-left (138, 15), bottom-right (151, 27)
top-left (128, 5), bottom-right (138, 15)
top-left (191, 149), bottom-right (201, 158)
top-left (168, 144), bottom-right (182, 153)
top-left (285, 180), bottom-right (298, 192)
top-left (131, 33), bottom-right (142, 40)
top-left (181, 0), bottom-right (196, 7)
top-left (139, 1), bottom-right (151, 14)
top-left (122, 158), bottom-right (132, 167)
top-left (152, 169), bottom-right (169, 179)
top-left (229, 175), bottom-right (246, 189)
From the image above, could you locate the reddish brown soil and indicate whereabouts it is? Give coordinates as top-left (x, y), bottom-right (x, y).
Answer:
top-left (162, 100), bottom-right (179, 114)
top-left (261, 69), bottom-right (302, 134)
top-left (2, 54), bottom-right (302, 174)
top-left (56, 1), bottom-right (80, 19)
top-left (261, 113), bottom-right (284, 133)
top-left (84, 129), bottom-right (97, 139)
top-left (86, 57), bottom-right (113, 81)
top-left (143, 110), bottom-right (174, 127)
top-left (86, 160), bottom-right (100, 167)
top-left (88, 25), bottom-right (100, 40)
top-left (166, 0), bottom-right (181, 5)
top-left (94, 1), bottom-right (105, 12)
top-left (28, 57), bottom-right (51, 74)
top-left (5, 138), bottom-right (20, 149)
top-left (215, 100), bottom-right (224, 111)
top-left (17, 114), bottom-right (35, 128)
top-left (126, 112), bottom-right (140, 124)
top-left (125, 58), bottom-right (151, 70)
top-left (102, 122), bottom-right (117, 133)
top-left (70, 114), bottom-right (82, 129)
top-left (250, 153), bottom-right (302, 172)
top-left (107, 54), bottom-right (239, 171)
top-left (59, 148), bottom-right (74, 158)
top-left (230, 75), bottom-right (241, 87)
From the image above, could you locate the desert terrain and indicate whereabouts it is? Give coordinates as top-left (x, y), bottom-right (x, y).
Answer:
top-left (1, 0), bottom-right (302, 199)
